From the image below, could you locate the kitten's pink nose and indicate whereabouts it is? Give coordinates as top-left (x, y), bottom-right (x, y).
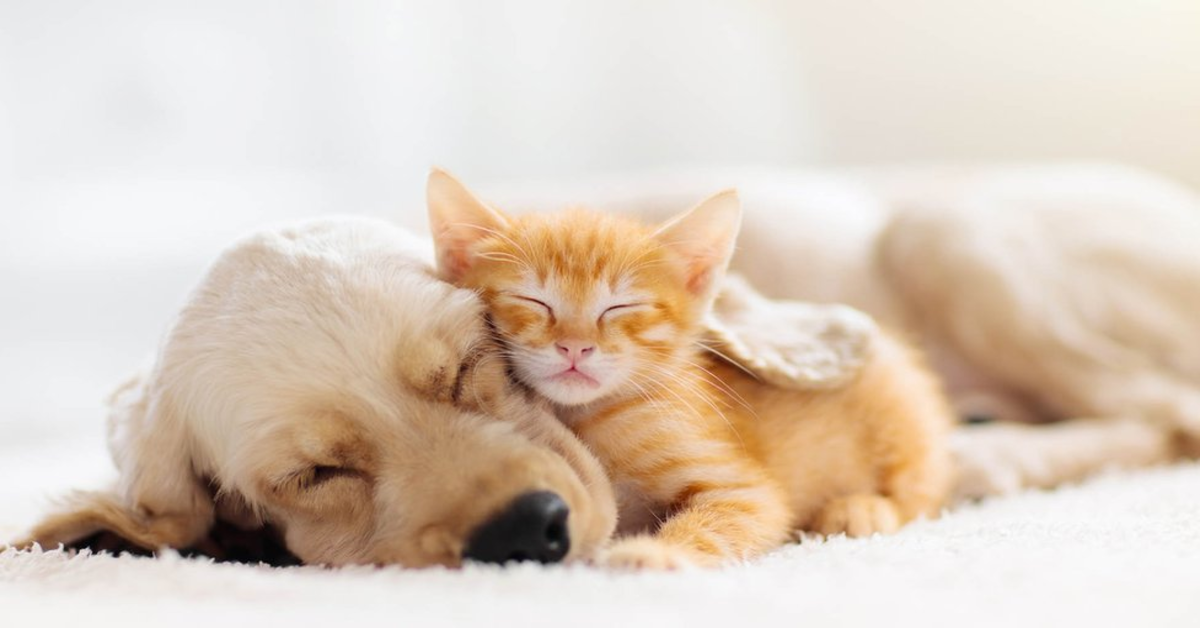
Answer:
top-left (556, 340), bottom-right (595, 363)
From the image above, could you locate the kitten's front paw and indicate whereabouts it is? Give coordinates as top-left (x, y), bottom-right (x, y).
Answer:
top-left (814, 494), bottom-right (901, 538)
top-left (601, 537), bottom-right (696, 571)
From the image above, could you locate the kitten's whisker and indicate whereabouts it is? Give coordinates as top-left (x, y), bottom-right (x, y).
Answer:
top-left (613, 247), bottom-right (670, 277)
top-left (694, 340), bottom-right (760, 382)
top-left (638, 361), bottom-right (723, 420)
top-left (477, 251), bottom-right (523, 266)
top-left (639, 361), bottom-right (748, 448)
top-left (624, 378), bottom-right (663, 414)
top-left (639, 374), bottom-right (708, 426)
top-left (675, 354), bottom-right (759, 420)
top-left (449, 221), bottom-right (535, 266)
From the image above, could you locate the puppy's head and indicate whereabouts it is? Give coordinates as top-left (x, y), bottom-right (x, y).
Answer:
top-left (14, 219), bottom-right (616, 567)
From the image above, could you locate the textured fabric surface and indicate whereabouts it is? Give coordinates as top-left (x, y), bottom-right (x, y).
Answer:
top-left (4, 462), bottom-right (1199, 628)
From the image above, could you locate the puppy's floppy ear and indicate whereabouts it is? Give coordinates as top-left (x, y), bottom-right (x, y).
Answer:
top-left (10, 488), bottom-right (209, 554)
top-left (702, 274), bottom-right (878, 390)
top-left (11, 375), bottom-right (214, 553)
top-left (653, 189), bottom-right (742, 309)
top-left (426, 168), bottom-right (512, 283)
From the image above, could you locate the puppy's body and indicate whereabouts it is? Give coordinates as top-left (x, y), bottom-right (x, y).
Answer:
top-left (490, 165), bottom-right (1200, 496)
top-left (17, 218), bottom-right (616, 566)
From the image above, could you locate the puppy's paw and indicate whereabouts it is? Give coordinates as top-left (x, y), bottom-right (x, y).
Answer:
top-left (600, 537), bottom-right (696, 571)
top-left (705, 275), bottom-right (877, 391)
top-left (952, 448), bottom-right (1025, 501)
top-left (814, 494), bottom-right (901, 538)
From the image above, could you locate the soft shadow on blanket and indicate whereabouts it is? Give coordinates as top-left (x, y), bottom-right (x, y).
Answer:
top-left (69, 520), bottom-right (301, 567)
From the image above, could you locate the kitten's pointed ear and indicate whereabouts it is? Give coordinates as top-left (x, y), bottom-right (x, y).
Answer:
top-left (427, 168), bottom-right (511, 282)
top-left (653, 189), bottom-right (742, 304)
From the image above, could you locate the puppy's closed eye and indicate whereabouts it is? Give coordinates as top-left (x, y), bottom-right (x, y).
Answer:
top-left (310, 465), bottom-right (362, 488)
top-left (285, 465), bottom-right (364, 492)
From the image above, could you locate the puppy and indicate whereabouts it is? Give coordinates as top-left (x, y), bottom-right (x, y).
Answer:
top-left (13, 217), bottom-right (616, 567)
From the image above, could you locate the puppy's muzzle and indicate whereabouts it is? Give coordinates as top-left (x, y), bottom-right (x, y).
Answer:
top-left (463, 491), bottom-right (570, 565)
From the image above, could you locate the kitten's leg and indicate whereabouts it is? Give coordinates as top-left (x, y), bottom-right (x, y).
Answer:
top-left (813, 459), bottom-right (944, 537)
top-left (602, 535), bottom-right (699, 571)
top-left (816, 331), bottom-right (953, 536)
top-left (589, 417), bottom-right (793, 570)
top-left (813, 494), bottom-right (901, 537)
top-left (602, 470), bottom-right (793, 569)
top-left (813, 422), bottom-right (949, 538)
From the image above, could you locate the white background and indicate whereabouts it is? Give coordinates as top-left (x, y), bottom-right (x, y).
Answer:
top-left (1, 0), bottom-right (1199, 524)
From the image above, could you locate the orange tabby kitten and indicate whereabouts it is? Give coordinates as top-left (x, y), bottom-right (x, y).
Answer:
top-left (427, 170), bottom-right (952, 569)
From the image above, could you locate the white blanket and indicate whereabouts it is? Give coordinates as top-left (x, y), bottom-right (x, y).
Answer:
top-left (4, 459), bottom-right (1199, 628)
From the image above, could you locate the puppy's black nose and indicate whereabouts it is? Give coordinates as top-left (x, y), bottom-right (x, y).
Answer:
top-left (463, 491), bottom-right (570, 565)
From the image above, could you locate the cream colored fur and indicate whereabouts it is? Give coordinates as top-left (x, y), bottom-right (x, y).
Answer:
top-left (705, 273), bottom-right (876, 390)
top-left (488, 164), bottom-right (1200, 498)
top-left (12, 217), bottom-right (617, 566)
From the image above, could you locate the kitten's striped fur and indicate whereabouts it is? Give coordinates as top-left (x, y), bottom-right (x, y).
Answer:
top-left (428, 170), bottom-right (952, 568)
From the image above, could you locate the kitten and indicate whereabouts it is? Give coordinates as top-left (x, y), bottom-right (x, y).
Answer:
top-left (427, 170), bottom-right (952, 569)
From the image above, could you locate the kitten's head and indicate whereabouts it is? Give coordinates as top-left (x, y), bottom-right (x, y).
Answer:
top-left (427, 169), bottom-right (741, 407)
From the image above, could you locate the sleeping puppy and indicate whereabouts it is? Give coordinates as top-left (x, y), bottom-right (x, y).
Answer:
top-left (11, 217), bottom-right (616, 567)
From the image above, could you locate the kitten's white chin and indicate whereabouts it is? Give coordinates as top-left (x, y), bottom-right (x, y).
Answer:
top-left (511, 354), bottom-right (623, 406)
top-left (531, 376), bottom-right (611, 406)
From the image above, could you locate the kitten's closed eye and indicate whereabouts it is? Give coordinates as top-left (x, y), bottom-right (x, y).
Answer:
top-left (509, 295), bottom-right (554, 316)
top-left (600, 303), bottom-right (648, 321)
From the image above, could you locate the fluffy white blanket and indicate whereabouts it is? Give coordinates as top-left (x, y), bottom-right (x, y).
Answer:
top-left (4, 462), bottom-right (1198, 628)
